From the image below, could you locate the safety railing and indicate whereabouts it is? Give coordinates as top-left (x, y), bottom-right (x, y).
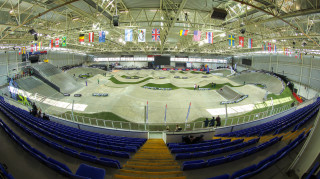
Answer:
top-left (2, 92), bottom-right (306, 132)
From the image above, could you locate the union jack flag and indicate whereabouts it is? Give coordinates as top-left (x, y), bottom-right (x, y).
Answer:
top-left (152, 29), bottom-right (160, 41)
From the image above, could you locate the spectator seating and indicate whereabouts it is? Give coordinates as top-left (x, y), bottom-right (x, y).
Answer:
top-left (0, 107), bottom-right (122, 169)
top-left (174, 138), bottom-right (259, 160)
top-left (216, 98), bottom-right (320, 137)
top-left (75, 164), bottom-right (106, 179)
top-left (0, 101), bottom-right (139, 155)
top-left (182, 136), bottom-right (282, 170)
top-left (0, 163), bottom-right (14, 179)
top-left (0, 118), bottom-right (104, 179)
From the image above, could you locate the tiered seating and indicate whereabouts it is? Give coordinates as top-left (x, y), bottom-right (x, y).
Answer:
top-left (209, 130), bottom-right (311, 179)
top-left (0, 118), bottom-right (103, 179)
top-left (0, 163), bottom-right (13, 179)
top-left (0, 100), bottom-right (146, 156)
top-left (171, 138), bottom-right (259, 160)
top-left (292, 110), bottom-right (318, 132)
top-left (216, 98), bottom-right (320, 137)
top-left (181, 136), bottom-right (282, 170)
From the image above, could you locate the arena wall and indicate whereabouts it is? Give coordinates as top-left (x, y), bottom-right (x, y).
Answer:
top-left (234, 54), bottom-right (320, 98)
top-left (0, 51), bottom-right (88, 86)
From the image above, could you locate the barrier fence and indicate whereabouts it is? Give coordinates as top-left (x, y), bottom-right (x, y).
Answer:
top-left (2, 94), bottom-right (295, 132)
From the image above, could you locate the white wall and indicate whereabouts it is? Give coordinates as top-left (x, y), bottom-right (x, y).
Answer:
top-left (234, 53), bottom-right (320, 98)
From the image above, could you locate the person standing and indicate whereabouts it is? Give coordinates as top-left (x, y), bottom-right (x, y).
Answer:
top-left (85, 81), bottom-right (87, 86)
top-left (209, 117), bottom-right (215, 127)
top-left (194, 84), bottom-right (197, 90)
top-left (216, 115), bottom-right (221, 127)
top-left (211, 82), bottom-right (214, 88)
top-left (203, 118), bottom-right (209, 127)
top-left (214, 83), bottom-right (216, 88)
top-left (98, 79), bottom-right (100, 84)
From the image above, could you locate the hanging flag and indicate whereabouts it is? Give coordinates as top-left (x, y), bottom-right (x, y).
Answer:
top-left (283, 47), bottom-right (285, 55)
top-left (49, 40), bottom-right (53, 49)
top-left (300, 52), bottom-right (303, 59)
top-left (125, 29), bottom-right (133, 42)
top-left (268, 42), bottom-right (272, 52)
top-left (19, 48), bottom-right (21, 55)
top-left (38, 42), bottom-right (42, 50)
top-left (62, 37), bottom-right (67, 47)
top-left (248, 38), bottom-right (253, 48)
top-left (35, 43), bottom-right (38, 51)
top-left (262, 42), bottom-right (267, 51)
top-left (55, 38), bottom-right (59, 47)
top-left (138, 29), bottom-right (146, 42)
top-left (89, 32), bottom-right (94, 42)
top-left (31, 44), bottom-right (33, 52)
top-left (228, 35), bottom-right (235, 46)
top-left (206, 32), bottom-right (213, 44)
top-left (152, 29), bottom-right (160, 41)
top-left (79, 34), bottom-right (85, 43)
top-left (193, 30), bottom-right (201, 41)
top-left (273, 44), bottom-right (277, 53)
top-left (179, 30), bottom-right (188, 36)
top-left (239, 36), bottom-right (244, 47)
top-left (99, 31), bottom-right (106, 43)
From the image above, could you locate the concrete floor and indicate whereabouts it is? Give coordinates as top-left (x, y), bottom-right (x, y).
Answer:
top-left (43, 69), bottom-right (269, 124)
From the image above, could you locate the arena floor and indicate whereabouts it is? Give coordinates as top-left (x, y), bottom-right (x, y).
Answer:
top-left (44, 69), bottom-right (268, 124)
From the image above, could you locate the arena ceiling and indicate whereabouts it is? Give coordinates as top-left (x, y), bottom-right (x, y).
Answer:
top-left (0, 0), bottom-right (320, 55)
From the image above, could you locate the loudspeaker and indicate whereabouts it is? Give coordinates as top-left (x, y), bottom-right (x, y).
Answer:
top-left (113, 15), bottom-right (119, 26)
top-left (34, 34), bottom-right (38, 41)
top-left (240, 29), bottom-right (246, 34)
top-left (211, 8), bottom-right (228, 20)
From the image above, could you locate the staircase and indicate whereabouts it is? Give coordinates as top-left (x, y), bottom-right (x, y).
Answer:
top-left (114, 139), bottom-right (185, 179)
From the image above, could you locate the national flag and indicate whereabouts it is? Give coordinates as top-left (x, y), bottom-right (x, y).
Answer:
top-left (35, 43), bottom-right (37, 51)
top-left (49, 40), bottom-right (53, 49)
top-left (206, 32), bottom-right (213, 44)
top-left (248, 38), bottom-right (253, 48)
top-left (262, 42), bottom-right (266, 51)
top-left (283, 47), bottom-right (286, 55)
top-left (239, 36), bottom-right (244, 47)
top-left (62, 37), bottom-right (67, 47)
top-left (300, 52), bottom-right (303, 59)
top-left (99, 31), bottom-right (106, 43)
top-left (89, 32), bottom-right (94, 42)
top-left (19, 48), bottom-right (21, 55)
top-left (273, 44), bottom-right (277, 53)
top-left (152, 29), bottom-right (160, 41)
top-left (180, 30), bottom-right (188, 36)
top-left (125, 29), bottom-right (133, 42)
top-left (193, 30), bottom-right (201, 41)
top-left (38, 42), bottom-right (42, 50)
top-left (228, 35), bottom-right (235, 46)
top-left (55, 38), bottom-right (59, 47)
top-left (79, 34), bottom-right (84, 43)
top-left (268, 42), bottom-right (272, 52)
top-left (31, 44), bottom-right (33, 52)
top-left (138, 29), bottom-right (146, 42)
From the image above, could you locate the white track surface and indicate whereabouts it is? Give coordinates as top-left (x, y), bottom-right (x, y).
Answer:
top-left (43, 69), bottom-right (274, 123)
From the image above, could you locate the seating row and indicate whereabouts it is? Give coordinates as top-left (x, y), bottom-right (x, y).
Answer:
top-left (209, 131), bottom-right (310, 179)
top-left (0, 118), bottom-right (105, 179)
top-left (171, 139), bottom-right (245, 154)
top-left (0, 108), bottom-right (123, 168)
top-left (175, 138), bottom-right (259, 160)
top-left (182, 136), bottom-right (282, 170)
top-left (292, 110), bottom-right (318, 132)
top-left (0, 163), bottom-right (13, 179)
top-left (167, 138), bottom-right (226, 148)
top-left (0, 102), bottom-right (136, 157)
top-left (216, 98), bottom-right (320, 137)
top-left (0, 99), bottom-right (146, 147)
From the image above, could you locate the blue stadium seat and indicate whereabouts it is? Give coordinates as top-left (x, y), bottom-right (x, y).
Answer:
top-left (75, 163), bottom-right (106, 179)
top-left (182, 160), bottom-right (208, 170)
top-left (207, 174), bottom-right (229, 179)
top-left (230, 164), bottom-right (256, 179)
top-left (208, 157), bottom-right (228, 166)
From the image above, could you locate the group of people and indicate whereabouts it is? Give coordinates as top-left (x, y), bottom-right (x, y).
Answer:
top-left (30, 102), bottom-right (49, 120)
top-left (204, 115), bottom-right (221, 128)
top-left (193, 84), bottom-right (200, 90)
